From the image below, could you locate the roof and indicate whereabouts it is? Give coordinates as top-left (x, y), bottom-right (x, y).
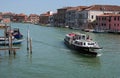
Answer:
top-left (66, 32), bottom-right (86, 37)
top-left (40, 13), bottom-right (51, 16)
top-left (67, 6), bottom-right (87, 11)
top-left (16, 13), bottom-right (27, 17)
top-left (57, 7), bottom-right (73, 10)
top-left (3, 12), bottom-right (15, 16)
top-left (97, 13), bottom-right (120, 17)
top-left (40, 11), bottom-right (53, 16)
top-left (67, 33), bottom-right (76, 37)
top-left (29, 14), bottom-right (39, 17)
top-left (85, 5), bottom-right (120, 11)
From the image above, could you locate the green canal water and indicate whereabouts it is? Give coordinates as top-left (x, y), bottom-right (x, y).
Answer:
top-left (0, 23), bottom-right (120, 78)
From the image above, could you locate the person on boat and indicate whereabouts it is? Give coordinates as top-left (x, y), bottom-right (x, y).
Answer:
top-left (87, 35), bottom-right (92, 40)
top-left (12, 29), bottom-right (23, 39)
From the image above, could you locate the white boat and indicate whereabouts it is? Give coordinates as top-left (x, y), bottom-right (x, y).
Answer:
top-left (65, 26), bottom-right (69, 28)
top-left (0, 36), bottom-right (14, 41)
top-left (64, 32), bottom-right (102, 56)
top-left (84, 29), bottom-right (94, 32)
top-left (92, 29), bottom-right (105, 33)
top-left (0, 38), bottom-right (24, 45)
top-left (0, 28), bottom-right (24, 45)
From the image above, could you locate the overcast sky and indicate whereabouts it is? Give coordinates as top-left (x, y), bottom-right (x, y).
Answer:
top-left (0, 0), bottom-right (120, 15)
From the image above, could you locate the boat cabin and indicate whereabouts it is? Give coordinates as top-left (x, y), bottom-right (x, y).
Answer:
top-left (73, 40), bottom-right (98, 48)
top-left (65, 32), bottom-right (90, 41)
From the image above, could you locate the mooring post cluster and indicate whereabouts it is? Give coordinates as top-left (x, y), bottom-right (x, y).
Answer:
top-left (0, 24), bottom-right (19, 55)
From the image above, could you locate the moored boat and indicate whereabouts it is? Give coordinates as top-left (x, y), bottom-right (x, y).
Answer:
top-left (64, 32), bottom-right (102, 56)
top-left (92, 29), bottom-right (105, 33)
top-left (0, 38), bottom-right (24, 45)
top-left (83, 29), bottom-right (94, 32)
top-left (0, 28), bottom-right (24, 46)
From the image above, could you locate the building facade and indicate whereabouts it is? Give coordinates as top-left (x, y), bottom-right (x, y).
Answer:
top-left (13, 13), bottom-right (28, 22)
top-left (65, 6), bottom-right (87, 29)
top-left (54, 7), bottom-right (72, 27)
top-left (2, 12), bottom-right (15, 21)
top-left (65, 7), bottom-right (78, 28)
top-left (96, 13), bottom-right (120, 33)
top-left (77, 5), bottom-right (120, 29)
top-left (39, 11), bottom-right (53, 25)
top-left (28, 14), bottom-right (39, 24)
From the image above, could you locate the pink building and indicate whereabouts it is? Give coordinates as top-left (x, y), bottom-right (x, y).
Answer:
top-left (96, 13), bottom-right (120, 33)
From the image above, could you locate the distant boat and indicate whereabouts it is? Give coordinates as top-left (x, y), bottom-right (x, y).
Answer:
top-left (69, 27), bottom-right (80, 30)
top-left (83, 29), bottom-right (94, 32)
top-left (64, 32), bottom-right (102, 56)
top-left (65, 26), bottom-right (69, 28)
top-left (92, 29), bottom-right (106, 33)
top-left (92, 27), bottom-right (107, 33)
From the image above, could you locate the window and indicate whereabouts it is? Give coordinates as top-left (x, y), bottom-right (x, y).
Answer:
top-left (102, 17), bottom-right (104, 20)
top-left (109, 17), bottom-right (111, 22)
top-left (114, 17), bottom-right (116, 21)
top-left (91, 15), bottom-right (94, 19)
top-left (104, 24), bottom-right (106, 26)
top-left (104, 17), bottom-right (106, 20)
top-left (80, 42), bottom-right (83, 45)
top-left (118, 17), bottom-right (119, 21)
top-left (109, 24), bottom-right (111, 29)
top-left (88, 43), bottom-right (94, 45)
top-left (96, 17), bottom-right (98, 20)
top-left (96, 23), bottom-right (98, 25)
top-left (99, 18), bottom-right (101, 21)
top-left (84, 43), bottom-right (86, 45)
top-left (102, 23), bottom-right (103, 26)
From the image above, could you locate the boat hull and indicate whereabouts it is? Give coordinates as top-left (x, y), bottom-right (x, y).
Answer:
top-left (0, 39), bottom-right (24, 46)
top-left (64, 39), bottom-right (98, 56)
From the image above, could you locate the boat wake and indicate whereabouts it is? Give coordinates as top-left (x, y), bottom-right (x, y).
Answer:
top-left (33, 39), bottom-right (70, 52)
top-left (60, 48), bottom-right (71, 52)
top-left (97, 53), bottom-right (102, 57)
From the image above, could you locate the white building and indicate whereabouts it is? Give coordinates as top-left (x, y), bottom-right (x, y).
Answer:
top-left (77, 5), bottom-right (120, 29)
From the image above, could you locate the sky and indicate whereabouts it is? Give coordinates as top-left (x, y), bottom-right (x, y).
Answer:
top-left (0, 0), bottom-right (120, 15)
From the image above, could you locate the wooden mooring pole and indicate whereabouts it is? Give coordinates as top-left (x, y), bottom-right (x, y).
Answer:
top-left (27, 28), bottom-right (32, 54)
top-left (30, 37), bottom-right (32, 54)
top-left (8, 26), bottom-right (12, 54)
top-left (0, 26), bottom-right (19, 55)
top-left (27, 28), bottom-right (29, 51)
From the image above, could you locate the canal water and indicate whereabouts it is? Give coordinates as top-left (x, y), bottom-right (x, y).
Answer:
top-left (0, 23), bottom-right (120, 78)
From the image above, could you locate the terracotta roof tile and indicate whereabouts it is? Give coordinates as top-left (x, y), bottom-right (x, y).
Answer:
top-left (67, 6), bottom-right (87, 11)
top-left (29, 14), bottom-right (39, 17)
top-left (58, 7), bottom-right (73, 10)
top-left (85, 5), bottom-right (120, 11)
top-left (16, 13), bottom-right (27, 16)
top-left (98, 13), bottom-right (120, 16)
top-left (3, 12), bottom-right (15, 15)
